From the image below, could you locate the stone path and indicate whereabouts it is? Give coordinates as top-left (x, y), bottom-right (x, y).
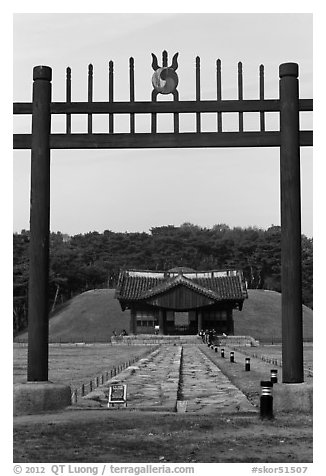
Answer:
top-left (179, 346), bottom-right (256, 413)
top-left (81, 346), bottom-right (182, 411)
top-left (80, 344), bottom-right (256, 414)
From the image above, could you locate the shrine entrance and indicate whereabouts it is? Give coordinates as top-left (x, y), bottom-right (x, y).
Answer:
top-left (115, 267), bottom-right (246, 336)
top-left (13, 51), bottom-right (313, 383)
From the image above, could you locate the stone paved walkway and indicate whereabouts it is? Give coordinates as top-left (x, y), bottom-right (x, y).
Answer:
top-left (179, 346), bottom-right (256, 413)
top-left (80, 344), bottom-right (256, 414)
top-left (81, 346), bottom-right (182, 411)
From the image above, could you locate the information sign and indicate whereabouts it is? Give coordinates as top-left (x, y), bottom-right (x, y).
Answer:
top-left (108, 384), bottom-right (127, 408)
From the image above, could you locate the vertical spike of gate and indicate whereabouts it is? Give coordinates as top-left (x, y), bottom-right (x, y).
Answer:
top-left (151, 90), bottom-right (157, 133)
top-left (259, 65), bottom-right (265, 131)
top-left (173, 89), bottom-right (179, 134)
top-left (238, 62), bottom-right (243, 132)
top-left (109, 60), bottom-right (114, 133)
top-left (196, 56), bottom-right (201, 133)
top-left (88, 64), bottom-right (93, 134)
top-left (66, 67), bottom-right (71, 134)
top-left (129, 57), bottom-right (135, 133)
top-left (216, 59), bottom-right (222, 132)
top-left (162, 50), bottom-right (168, 67)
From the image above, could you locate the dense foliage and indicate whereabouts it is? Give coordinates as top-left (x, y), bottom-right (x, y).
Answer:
top-left (13, 224), bottom-right (313, 335)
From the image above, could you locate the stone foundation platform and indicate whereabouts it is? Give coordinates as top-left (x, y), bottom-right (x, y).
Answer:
top-left (13, 382), bottom-right (71, 416)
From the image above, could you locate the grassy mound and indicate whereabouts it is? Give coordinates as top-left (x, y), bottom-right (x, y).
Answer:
top-left (233, 289), bottom-right (313, 341)
top-left (15, 288), bottom-right (312, 343)
top-left (15, 289), bottom-right (130, 343)
top-left (50, 289), bottom-right (130, 342)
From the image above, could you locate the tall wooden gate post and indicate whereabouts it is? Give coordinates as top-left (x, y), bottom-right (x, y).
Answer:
top-left (27, 66), bottom-right (52, 381)
top-left (279, 63), bottom-right (304, 383)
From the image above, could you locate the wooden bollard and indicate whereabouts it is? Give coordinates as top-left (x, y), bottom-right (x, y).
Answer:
top-left (90, 380), bottom-right (93, 392)
top-left (81, 384), bottom-right (85, 396)
top-left (221, 348), bottom-right (225, 358)
top-left (96, 377), bottom-right (99, 387)
top-left (230, 351), bottom-right (235, 363)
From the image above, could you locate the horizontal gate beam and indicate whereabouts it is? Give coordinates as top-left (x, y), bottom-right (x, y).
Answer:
top-left (13, 130), bottom-right (313, 150)
top-left (13, 98), bottom-right (313, 115)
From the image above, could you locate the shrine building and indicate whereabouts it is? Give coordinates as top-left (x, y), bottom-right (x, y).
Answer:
top-left (115, 267), bottom-right (248, 335)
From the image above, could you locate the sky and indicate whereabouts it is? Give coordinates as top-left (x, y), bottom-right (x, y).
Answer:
top-left (12, 11), bottom-right (313, 237)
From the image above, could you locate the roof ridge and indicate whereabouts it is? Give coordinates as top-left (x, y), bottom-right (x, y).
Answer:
top-left (139, 273), bottom-right (219, 301)
top-left (115, 270), bottom-right (248, 304)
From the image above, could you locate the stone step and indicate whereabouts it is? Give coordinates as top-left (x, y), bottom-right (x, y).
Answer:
top-left (112, 334), bottom-right (259, 346)
top-left (113, 335), bottom-right (203, 345)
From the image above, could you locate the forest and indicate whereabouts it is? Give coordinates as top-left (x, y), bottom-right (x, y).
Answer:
top-left (13, 223), bottom-right (313, 335)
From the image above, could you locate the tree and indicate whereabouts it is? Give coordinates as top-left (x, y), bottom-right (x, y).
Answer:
top-left (13, 223), bottom-right (313, 334)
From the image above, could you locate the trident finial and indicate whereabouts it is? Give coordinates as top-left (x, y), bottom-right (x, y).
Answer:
top-left (171, 53), bottom-right (178, 71)
top-left (151, 53), bottom-right (159, 71)
top-left (151, 51), bottom-right (179, 95)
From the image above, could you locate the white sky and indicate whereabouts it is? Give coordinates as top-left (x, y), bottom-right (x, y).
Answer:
top-left (12, 11), bottom-right (313, 237)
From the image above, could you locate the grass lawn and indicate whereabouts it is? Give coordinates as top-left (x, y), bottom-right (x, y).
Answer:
top-left (13, 342), bottom-right (313, 463)
top-left (233, 343), bottom-right (313, 374)
top-left (13, 343), bottom-right (155, 390)
top-left (13, 410), bottom-right (313, 463)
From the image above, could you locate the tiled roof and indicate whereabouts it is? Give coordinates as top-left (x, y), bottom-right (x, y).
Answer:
top-left (115, 269), bottom-right (247, 303)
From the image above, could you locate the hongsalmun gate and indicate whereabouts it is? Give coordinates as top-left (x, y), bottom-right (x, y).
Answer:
top-left (13, 50), bottom-right (313, 413)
